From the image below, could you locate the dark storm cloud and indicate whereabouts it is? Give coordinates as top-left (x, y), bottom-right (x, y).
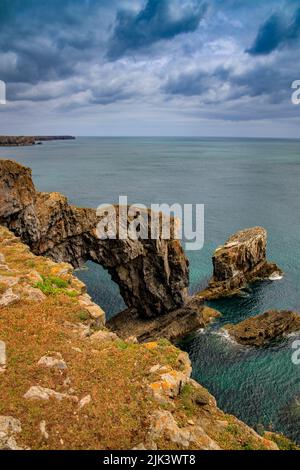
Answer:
top-left (0, 0), bottom-right (112, 84)
top-left (107, 0), bottom-right (208, 60)
top-left (248, 6), bottom-right (300, 55)
top-left (163, 56), bottom-right (297, 115)
top-left (0, 0), bottom-right (300, 135)
top-left (164, 66), bottom-right (230, 97)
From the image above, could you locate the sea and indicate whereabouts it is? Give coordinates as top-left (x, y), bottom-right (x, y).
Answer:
top-left (1, 137), bottom-right (300, 443)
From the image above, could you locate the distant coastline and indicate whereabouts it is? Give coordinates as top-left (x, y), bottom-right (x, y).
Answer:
top-left (0, 135), bottom-right (76, 146)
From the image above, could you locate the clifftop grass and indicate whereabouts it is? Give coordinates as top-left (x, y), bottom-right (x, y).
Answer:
top-left (0, 226), bottom-right (296, 450)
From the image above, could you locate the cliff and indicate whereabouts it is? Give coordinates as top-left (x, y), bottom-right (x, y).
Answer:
top-left (0, 136), bottom-right (75, 146)
top-left (0, 225), bottom-right (286, 450)
top-left (0, 160), bottom-right (189, 320)
top-left (0, 136), bottom-right (36, 146)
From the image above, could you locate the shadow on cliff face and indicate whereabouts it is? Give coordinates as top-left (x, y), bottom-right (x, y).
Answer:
top-left (0, 159), bottom-right (189, 320)
top-left (76, 261), bottom-right (126, 320)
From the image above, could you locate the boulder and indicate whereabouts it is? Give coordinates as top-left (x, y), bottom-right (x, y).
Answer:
top-left (38, 353), bottom-right (67, 370)
top-left (0, 288), bottom-right (20, 307)
top-left (89, 330), bottom-right (118, 343)
top-left (149, 411), bottom-right (221, 450)
top-left (24, 386), bottom-right (78, 402)
top-left (0, 416), bottom-right (23, 450)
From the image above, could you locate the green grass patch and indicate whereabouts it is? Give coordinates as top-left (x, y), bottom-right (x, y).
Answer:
top-left (35, 275), bottom-right (78, 297)
top-left (179, 384), bottom-right (196, 417)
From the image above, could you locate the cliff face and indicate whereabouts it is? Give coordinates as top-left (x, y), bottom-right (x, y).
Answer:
top-left (0, 136), bottom-right (75, 146)
top-left (0, 160), bottom-right (189, 319)
top-left (0, 136), bottom-right (36, 146)
top-left (197, 227), bottom-right (282, 300)
top-left (0, 226), bottom-right (284, 450)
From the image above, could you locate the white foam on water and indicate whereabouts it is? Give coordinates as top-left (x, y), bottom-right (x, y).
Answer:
top-left (213, 328), bottom-right (239, 346)
top-left (196, 328), bottom-right (205, 336)
top-left (269, 272), bottom-right (283, 281)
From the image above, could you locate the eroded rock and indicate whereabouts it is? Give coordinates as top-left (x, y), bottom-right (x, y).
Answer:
top-left (108, 299), bottom-right (220, 343)
top-left (39, 420), bottom-right (49, 440)
top-left (0, 416), bottom-right (23, 450)
top-left (78, 395), bottom-right (92, 410)
top-left (198, 227), bottom-right (282, 300)
top-left (89, 330), bottom-right (118, 343)
top-left (0, 288), bottom-right (20, 307)
top-left (23, 285), bottom-right (46, 302)
top-left (24, 386), bottom-right (78, 402)
top-left (38, 353), bottom-right (67, 370)
top-left (0, 341), bottom-right (6, 373)
top-left (225, 310), bottom-right (300, 347)
top-left (149, 410), bottom-right (221, 450)
top-left (0, 160), bottom-right (189, 319)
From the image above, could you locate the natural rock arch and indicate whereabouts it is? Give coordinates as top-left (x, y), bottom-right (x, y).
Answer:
top-left (0, 160), bottom-right (189, 319)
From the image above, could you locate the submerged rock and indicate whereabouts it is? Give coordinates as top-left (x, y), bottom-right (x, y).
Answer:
top-left (197, 227), bottom-right (282, 300)
top-left (224, 310), bottom-right (300, 347)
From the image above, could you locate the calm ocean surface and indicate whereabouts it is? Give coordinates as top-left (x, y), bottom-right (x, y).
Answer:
top-left (1, 137), bottom-right (300, 442)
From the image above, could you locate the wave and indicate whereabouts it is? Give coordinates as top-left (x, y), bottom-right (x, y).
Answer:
top-left (212, 328), bottom-right (240, 346)
top-left (269, 272), bottom-right (284, 281)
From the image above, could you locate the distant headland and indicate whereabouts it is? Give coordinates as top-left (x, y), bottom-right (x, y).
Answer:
top-left (0, 135), bottom-right (76, 146)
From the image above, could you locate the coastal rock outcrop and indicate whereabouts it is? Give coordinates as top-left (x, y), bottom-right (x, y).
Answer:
top-left (0, 223), bottom-right (292, 450)
top-left (0, 136), bottom-right (75, 146)
top-left (224, 310), bottom-right (300, 347)
top-left (197, 227), bottom-right (282, 300)
top-left (0, 160), bottom-right (189, 319)
top-left (108, 299), bottom-right (220, 342)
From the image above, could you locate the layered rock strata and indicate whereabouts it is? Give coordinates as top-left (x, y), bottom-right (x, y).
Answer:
top-left (0, 159), bottom-right (189, 319)
top-left (108, 300), bottom-right (220, 342)
top-left (197, 227), bottom-right (282, 301)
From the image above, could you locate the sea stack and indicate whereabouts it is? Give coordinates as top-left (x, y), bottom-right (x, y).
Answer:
top-left (197, 227), bottom-right (282, 300)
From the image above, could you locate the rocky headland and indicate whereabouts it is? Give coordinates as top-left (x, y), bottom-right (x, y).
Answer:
top-left (0, 136), bottom-right (75, 146)
top-left (0, 158), bottom-right (297, 450)
top-left (0, 160), bottom-right (189, 319)
top-left (0, 225), bottom-right (285, 450)
top-left (224, 310), bottom-right (300, 347)
top-left (197, 227), bottom-right (282, 301)
top-left (0, 160), bottom-right (286, 342)
top-left (0, 159), bottom-right (221, 340)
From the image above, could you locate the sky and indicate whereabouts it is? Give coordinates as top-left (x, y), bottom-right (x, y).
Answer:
top-left (1, 0), bottom-right (300, 137)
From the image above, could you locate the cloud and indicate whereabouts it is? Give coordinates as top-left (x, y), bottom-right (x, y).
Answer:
top-left (107, 0), bottom-right (208, 60)
top-left (0, 0), bottom-right (300, 136)
top-left (248, 7), bottom-right (300, 55)
top-left (0, 0), bottom-right (113, 84)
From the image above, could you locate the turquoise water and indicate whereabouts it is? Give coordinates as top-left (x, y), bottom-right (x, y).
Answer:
top-left (1, 137), bottom-right (300, 443)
